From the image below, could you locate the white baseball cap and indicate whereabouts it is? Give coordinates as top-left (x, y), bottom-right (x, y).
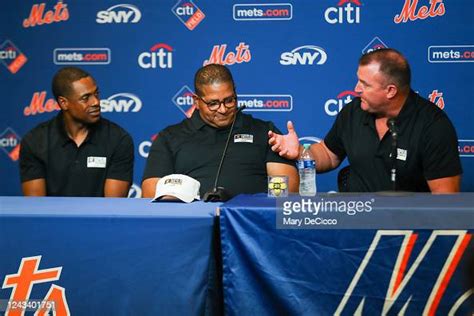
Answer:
top-left (152, 174), bottom-right (201, 203)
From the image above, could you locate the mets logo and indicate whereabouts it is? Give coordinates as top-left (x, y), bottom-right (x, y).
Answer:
top-left (0, 40), bottom-right (28, 74)
top-left (2, 256), bottom-right (70, 315)
top-left (394, 0), bottom-right (445, 24)
top-left (172, 0), bottom-right (205, 30)
top-left (0, 128), bottom-right (21, 161)
top-left (23, 1), bottom-right (69, 28)
top-left (428, 89), bottom-right (445, 109)
top-left (172, 85), bottom-right (196, 118)
top-left (336, 230), bottom-right (472, 314)
top-left (203, 42), bottom-right (251, 66)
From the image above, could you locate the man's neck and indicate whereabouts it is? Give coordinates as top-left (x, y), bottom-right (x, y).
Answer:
top-left (384, 91), bottom-right (410, 119)
top-left (63, 115), bottom-right (90, 147)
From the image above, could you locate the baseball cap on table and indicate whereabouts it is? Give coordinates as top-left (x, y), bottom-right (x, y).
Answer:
top-left (152, 174), bottom-right (201, 203)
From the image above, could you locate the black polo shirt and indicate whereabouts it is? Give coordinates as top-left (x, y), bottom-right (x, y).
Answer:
top-left (19, 112), bottom-right (134, 196)
top-left (143, 111), bottom-right (295, 197)
top-left (324, 90), bottom-right (462, 192)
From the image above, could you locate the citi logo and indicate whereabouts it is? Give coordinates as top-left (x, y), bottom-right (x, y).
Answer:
top-left (23, 1), bottom-right (69, 28)
top-left (100, 93), bottom-right (142, 112)
top-left (204, 42), bottom-right (251, 66)
top-left (23, 91), bottom-right (60, 116)
top-left (280, 45), bottom-right (327, 66)
top-left (0, 127), bottom-right (21, 161)
top-left (96, 4), bottom-right (142, 24)
top-left (362, 37), bottom-right (388, 54)
top-left (394, 0), bottom-right (445, 24)
top-left (428, 90), bottom-right (445, 110)
top-left (139, 134), bottom-right (158, 158)
top-left (324, 0), bottom-right (361, 24)
top-left (172, 85), bottom-right (196, 117)
top-left (138, 43), bottom-right (173, 69)
top-left (172, 0), bottom-right (205, 30)
top-left (0, 40), bottom-right (28, 74)
top-left (325, 90), bottom-right (358, 116)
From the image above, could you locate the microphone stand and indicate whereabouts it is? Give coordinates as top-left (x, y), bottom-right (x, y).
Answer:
top-left (203, 105), bottom-right (246, 202)
top-left (387, 118), bottom-right (398, 191)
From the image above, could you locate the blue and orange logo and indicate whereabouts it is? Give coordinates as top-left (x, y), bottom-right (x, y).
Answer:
top-left (0, 40), bottom-right (28, 74)
top-left (0, 128), bottom-right (21, 161)
top-left (362, 37), bottom-right (388, 54)
top-left (172, 85), bottom-right (196, 117)
top-left (172, 0), bottom-right (205, 30)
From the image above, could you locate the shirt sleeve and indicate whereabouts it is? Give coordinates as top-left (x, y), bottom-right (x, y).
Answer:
top-left (421, 113), bottom-right (462, 180)
top-left (106, 133), bottom-right (134, 182)
top-left (19, 132), bottom-right (46, 182)
top-left (142, 131), bottom-right (175, 180)
top-left (265, 122), bottom-right (297, 167)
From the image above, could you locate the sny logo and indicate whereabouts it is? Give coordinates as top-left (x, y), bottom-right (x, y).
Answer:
top-left (362, 37), bottom-right (388, 54)
top-left (325, 90), bottom-right (358, 116)
top-left (428, 90), bottom-right (445, 109)
top-left (96, 4), bottom-right (142, 24)
top-left (280, 45), bottom-right (327, 66)
top-left (2, 256), bottom-right (70, 315)
top-left (325, 0), bottom-right (361, 24)
top-left (23, 1), bottom-right (69, 28)
top-left (172, 86), bottom-right (196, 118)
top-left (138, 43), bottom-right (173, 69)
top-left (0, 40), bottom-right (28, 74)
top-left (23, 91), bottom-right (60, 116)
top-left (172, 0), bottom-right (205, 30)
top-left (100, 93), bottom-right (142, 112)
top-left (394, 0), bottom-right (445, 24)
top-left (0, 128), bottom-right (21, 161)
top-left (203, 42), bottom-right (251, 66)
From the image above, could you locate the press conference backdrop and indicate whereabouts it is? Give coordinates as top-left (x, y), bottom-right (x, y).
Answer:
top-left (1, 0), bottom-right (473, 196)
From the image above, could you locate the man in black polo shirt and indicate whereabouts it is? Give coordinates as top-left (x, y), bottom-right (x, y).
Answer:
top-left (19, 67), bottom-right (134, 197)
top-left (142, 64), bottom-right (298, 198)
top-left (269, 48), bottom-right (462, 193)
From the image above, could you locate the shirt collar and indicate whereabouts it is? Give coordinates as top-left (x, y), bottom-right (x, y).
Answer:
top-left (361, 90), bottom-right (417, 135)
top-left (54, 111), bottom-right (99, 146)
top-left (190, 109), bottom-right (244, 131)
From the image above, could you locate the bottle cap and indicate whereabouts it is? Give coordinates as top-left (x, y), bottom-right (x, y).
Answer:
top-left (303, 143), bottom-right (311, 149)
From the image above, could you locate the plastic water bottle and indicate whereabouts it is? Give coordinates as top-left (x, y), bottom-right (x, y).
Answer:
top-left (298, 144), bottom-right (317, 196)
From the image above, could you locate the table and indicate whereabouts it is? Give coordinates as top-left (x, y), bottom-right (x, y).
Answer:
top-left (219, 193), bottom-right (474, 315)
top-left (0, 197), bottom-right (219, 315)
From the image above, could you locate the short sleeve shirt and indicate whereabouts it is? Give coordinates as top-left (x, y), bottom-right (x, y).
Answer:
top-left (19, 112), bottom-right (134, 196)
top-left (324, 91), bottom-right (462, 192)
top-left (143, 111), bottom-right (296, 197)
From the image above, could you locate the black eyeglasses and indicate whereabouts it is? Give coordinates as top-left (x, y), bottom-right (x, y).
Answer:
top-left (195, 95), bottom-right (237, 111)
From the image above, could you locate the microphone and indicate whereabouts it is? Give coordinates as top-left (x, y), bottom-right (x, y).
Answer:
top-left (203, 105), bottom-right (247, 202)
top-left (387, 118), bottom-right (398, 191)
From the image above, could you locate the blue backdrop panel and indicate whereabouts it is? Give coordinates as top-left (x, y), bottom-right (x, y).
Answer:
top-left (220, 194), bottom-right (474, 315)
top-left (1, 0), bottom-right (473, 195)
top-left (0, 197), bottom-right (218, 315)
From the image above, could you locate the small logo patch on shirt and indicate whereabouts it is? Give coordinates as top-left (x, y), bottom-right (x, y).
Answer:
top-left (87, 156), bottom-right (107, 168)
top-left (397, 148), bottom-right (407, 161)
top-left (234, 134), bottom-right (254, 143)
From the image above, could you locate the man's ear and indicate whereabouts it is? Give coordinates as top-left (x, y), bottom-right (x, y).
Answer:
top-left (386, 84), bottom-right (398, 99)
top-left (57, 96), bottom-right (68, 111)
top-left (192, 95), bottom-right (200, 110)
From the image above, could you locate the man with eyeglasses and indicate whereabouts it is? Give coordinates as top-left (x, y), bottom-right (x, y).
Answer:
top-left (19, 66), bottom-right (134, 196)
top-left (141, 64), bottom-right (298, 198)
